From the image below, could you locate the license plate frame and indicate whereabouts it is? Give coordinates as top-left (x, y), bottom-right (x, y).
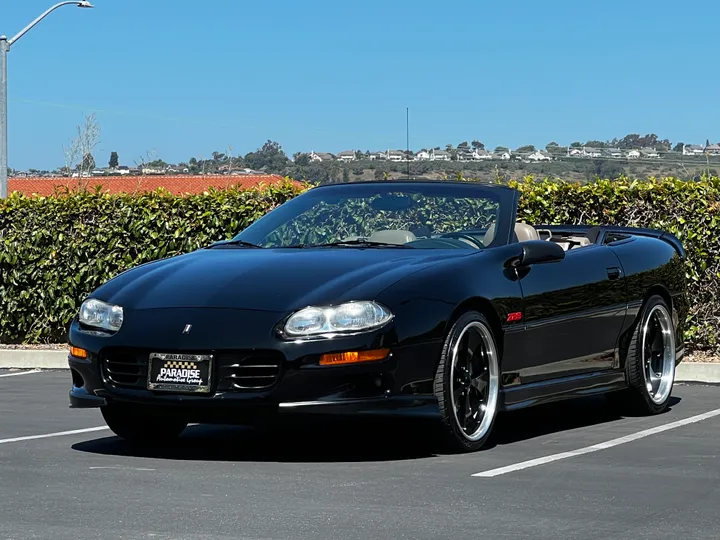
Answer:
top-left (147, 352), bottom-right (213, 393)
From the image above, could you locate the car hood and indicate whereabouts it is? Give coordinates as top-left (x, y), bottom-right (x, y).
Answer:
top-left (92, 247), bottom-right (472, 312)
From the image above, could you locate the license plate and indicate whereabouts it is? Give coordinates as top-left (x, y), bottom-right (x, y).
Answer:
top-left (147, 352), bottom-right (212, 393)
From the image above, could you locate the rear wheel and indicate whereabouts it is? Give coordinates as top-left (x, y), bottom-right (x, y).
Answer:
top-left (433, 311), bottom-right (500, 452)
top-left (101, 403), bottom-right (188, 446)
top-left (611, 295), bottom-right (676, 415)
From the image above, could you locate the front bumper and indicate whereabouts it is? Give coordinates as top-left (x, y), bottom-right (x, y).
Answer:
top-left (67, 314), bottom-right (443, 422)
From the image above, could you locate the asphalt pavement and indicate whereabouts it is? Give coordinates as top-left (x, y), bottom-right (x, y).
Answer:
top-left (0, 369), bottom-right (719, 540)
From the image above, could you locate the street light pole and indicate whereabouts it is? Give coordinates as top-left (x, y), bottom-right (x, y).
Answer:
top-left (0, 1), bottom-right (94, 199)
top-left (0, 36), bottom-right (8, 198)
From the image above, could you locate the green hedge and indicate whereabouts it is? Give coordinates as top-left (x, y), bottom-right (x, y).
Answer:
top-left (1, 176), bottom-right (718, 352)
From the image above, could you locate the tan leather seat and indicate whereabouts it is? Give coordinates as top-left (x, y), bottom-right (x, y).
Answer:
top-left (514, 223), bottom-right (540, 242)
top-left (483, 222), bottom-right (540, 245)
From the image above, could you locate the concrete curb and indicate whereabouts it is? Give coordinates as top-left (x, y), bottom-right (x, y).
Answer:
top-left (675, 362), bottom-right (720, 384)
top-left (0, 350), bottom-right (69, 369)
top-left (0, 351), bottom-right (719, 383)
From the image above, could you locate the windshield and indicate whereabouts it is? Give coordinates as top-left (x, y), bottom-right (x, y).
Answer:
top-left (233, 182), bottom-right (514, 249)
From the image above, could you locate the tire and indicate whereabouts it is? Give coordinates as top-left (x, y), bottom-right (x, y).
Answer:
top-left (101, 403), bottom-right (188, 446)
top-left (611, 295), bottom-right (676, 415)
top-left (433, 310), bottom-right (500, 453)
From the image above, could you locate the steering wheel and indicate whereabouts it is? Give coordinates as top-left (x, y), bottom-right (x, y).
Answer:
top-left (438, 232), bottom-right (484, 249)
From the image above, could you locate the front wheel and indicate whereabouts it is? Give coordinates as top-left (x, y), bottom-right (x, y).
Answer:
top-left (433, 311), bottom-right (500, 453)
top-left (101, 403), bottom-right (188, 446)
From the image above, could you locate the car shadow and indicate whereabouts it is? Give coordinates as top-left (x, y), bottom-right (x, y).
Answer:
top-left (72, 416), bottom-right (437, 463)
top-left (485, 394), bottom-right (682, 449)
top-left (71, 394), bottom-right (682, 462)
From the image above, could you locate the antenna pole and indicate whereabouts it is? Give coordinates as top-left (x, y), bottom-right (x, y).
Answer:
top-left (406, 107), bottom-right (410, 178)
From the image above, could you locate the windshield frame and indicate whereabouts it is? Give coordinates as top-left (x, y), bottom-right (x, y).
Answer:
top-left (233, 180), bottom-right (518, 249)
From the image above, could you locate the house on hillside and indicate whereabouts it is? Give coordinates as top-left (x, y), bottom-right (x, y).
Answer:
top-left (414, 150), bottom-right (431, 161)
top-left (431, 149), bottom-right (451, 161)
top-left (386, 150), bottom-right (407, 162)
top-left (230, 168), bottom-right (266, 175)
top-left (336, 150), bottom-right (357, 162)
top-left (309, 151), bottom-right (335, 162)
top-left (582, 147), bottom-right (602, 158)
top-left (527, 150), bottom-right (552, 162)
top-left (167, 164), bottom-right (190, 174)
top-left (140, 165), bottom-right (165, 175)
top-left (626, 149), bottom-right (641, 159)
top-left (705, 144), bottom-right (720, 155)
top-left (458, 149), bottom-right (492, 161)
top-left (604, 148), bottom-right (623, 158)
top-left (641, 147), bottom-right (660, 158)
top-left (683, 144), bottom-right (705, 156)
top-left (492, 151), bottom-right (511, 160)
top-left (475, 149), bottom-right (493, 160)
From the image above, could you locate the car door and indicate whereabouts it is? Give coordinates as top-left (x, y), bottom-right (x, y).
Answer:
top-left (510, 243), bottom-right (627, 384)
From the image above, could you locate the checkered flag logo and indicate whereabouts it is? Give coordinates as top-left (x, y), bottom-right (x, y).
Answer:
top-left (165, 361), bottom-right (197, 370)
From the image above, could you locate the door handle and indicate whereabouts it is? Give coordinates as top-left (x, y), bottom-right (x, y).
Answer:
top-left (606, 266), bottom-right (621, 280)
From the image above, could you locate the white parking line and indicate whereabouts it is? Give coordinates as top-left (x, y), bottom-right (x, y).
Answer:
top-left (473, 407), bottom-right (720, 478)
top-left (0, 426), bottom-right (110, 445)
top-left (0, 370), bottom-right (42, 378)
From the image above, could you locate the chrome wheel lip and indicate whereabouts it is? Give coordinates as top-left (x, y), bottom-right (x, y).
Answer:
top-left (641, 304), bottom-right (675, 405)
top-left (449, 320), bottom-right (499, 442)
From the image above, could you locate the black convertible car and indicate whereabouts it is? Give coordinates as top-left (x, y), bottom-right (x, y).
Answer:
top-left (67, 180), bottom-right (688, 452)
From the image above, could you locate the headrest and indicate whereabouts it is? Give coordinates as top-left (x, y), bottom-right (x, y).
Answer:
top-left (368, 229), bottom-right (417, 244)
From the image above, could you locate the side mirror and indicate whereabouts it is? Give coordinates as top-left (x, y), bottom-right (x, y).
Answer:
top-left (506, 240), bottom-right (565, 267)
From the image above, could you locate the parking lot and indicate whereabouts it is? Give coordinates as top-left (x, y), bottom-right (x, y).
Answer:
top-left (1, 369), bottom-right (719, 540)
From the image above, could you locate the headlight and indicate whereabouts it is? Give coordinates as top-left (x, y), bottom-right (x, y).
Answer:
top-left (284, 301), bottom-right (393, 337)
top-left (79, 298), bottom-right (124, 332)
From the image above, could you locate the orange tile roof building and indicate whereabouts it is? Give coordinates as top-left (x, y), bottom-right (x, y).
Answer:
top-left (7, 174), bottom-right (304, 197)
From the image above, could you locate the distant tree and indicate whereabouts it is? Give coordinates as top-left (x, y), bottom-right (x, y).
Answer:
top-left (570, 142), bottom-right (582, 148)
top-left (293, 152), bottom-right (311, 166)
top-left (673, 142), bottom-right (684, 152)
top-left (146, 159), bottom-right (167, 168)
top-left (515, 145), bottom-right (536, 153)
top-left (494, 146), bottom-right (509, 153)
top-left (457, 141), bottom-right (469, 149)
top-left (706, 139), bottom-right (711, 148)
top-left (244, 140), bottom-right (290, 172)
top-left (618, 134), bottom-right (640, 148)
top-left (584, 140), bottom-right (608, 148)
top-left (618, 133), bottom-right (664, 149)
top-left (342, 168), bottom-right (350, 183)
top-left (81, 152), bottom-right (95, 171)
top-left (108, 151), bottom-right (119, 169)
top-left (63, 112), bottom-right (101, 178)
top-left (471, 140), bottom-right (485, 150)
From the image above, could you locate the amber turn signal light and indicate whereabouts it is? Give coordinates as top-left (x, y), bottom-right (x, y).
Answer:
top-left (319, 348), bottom-right (390, 366)
top-left (69, 346), bottom-right (88, 359)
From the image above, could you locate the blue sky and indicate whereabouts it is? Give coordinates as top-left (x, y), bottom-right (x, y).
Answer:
top-left (3, 0), bottom-right (719, 170)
